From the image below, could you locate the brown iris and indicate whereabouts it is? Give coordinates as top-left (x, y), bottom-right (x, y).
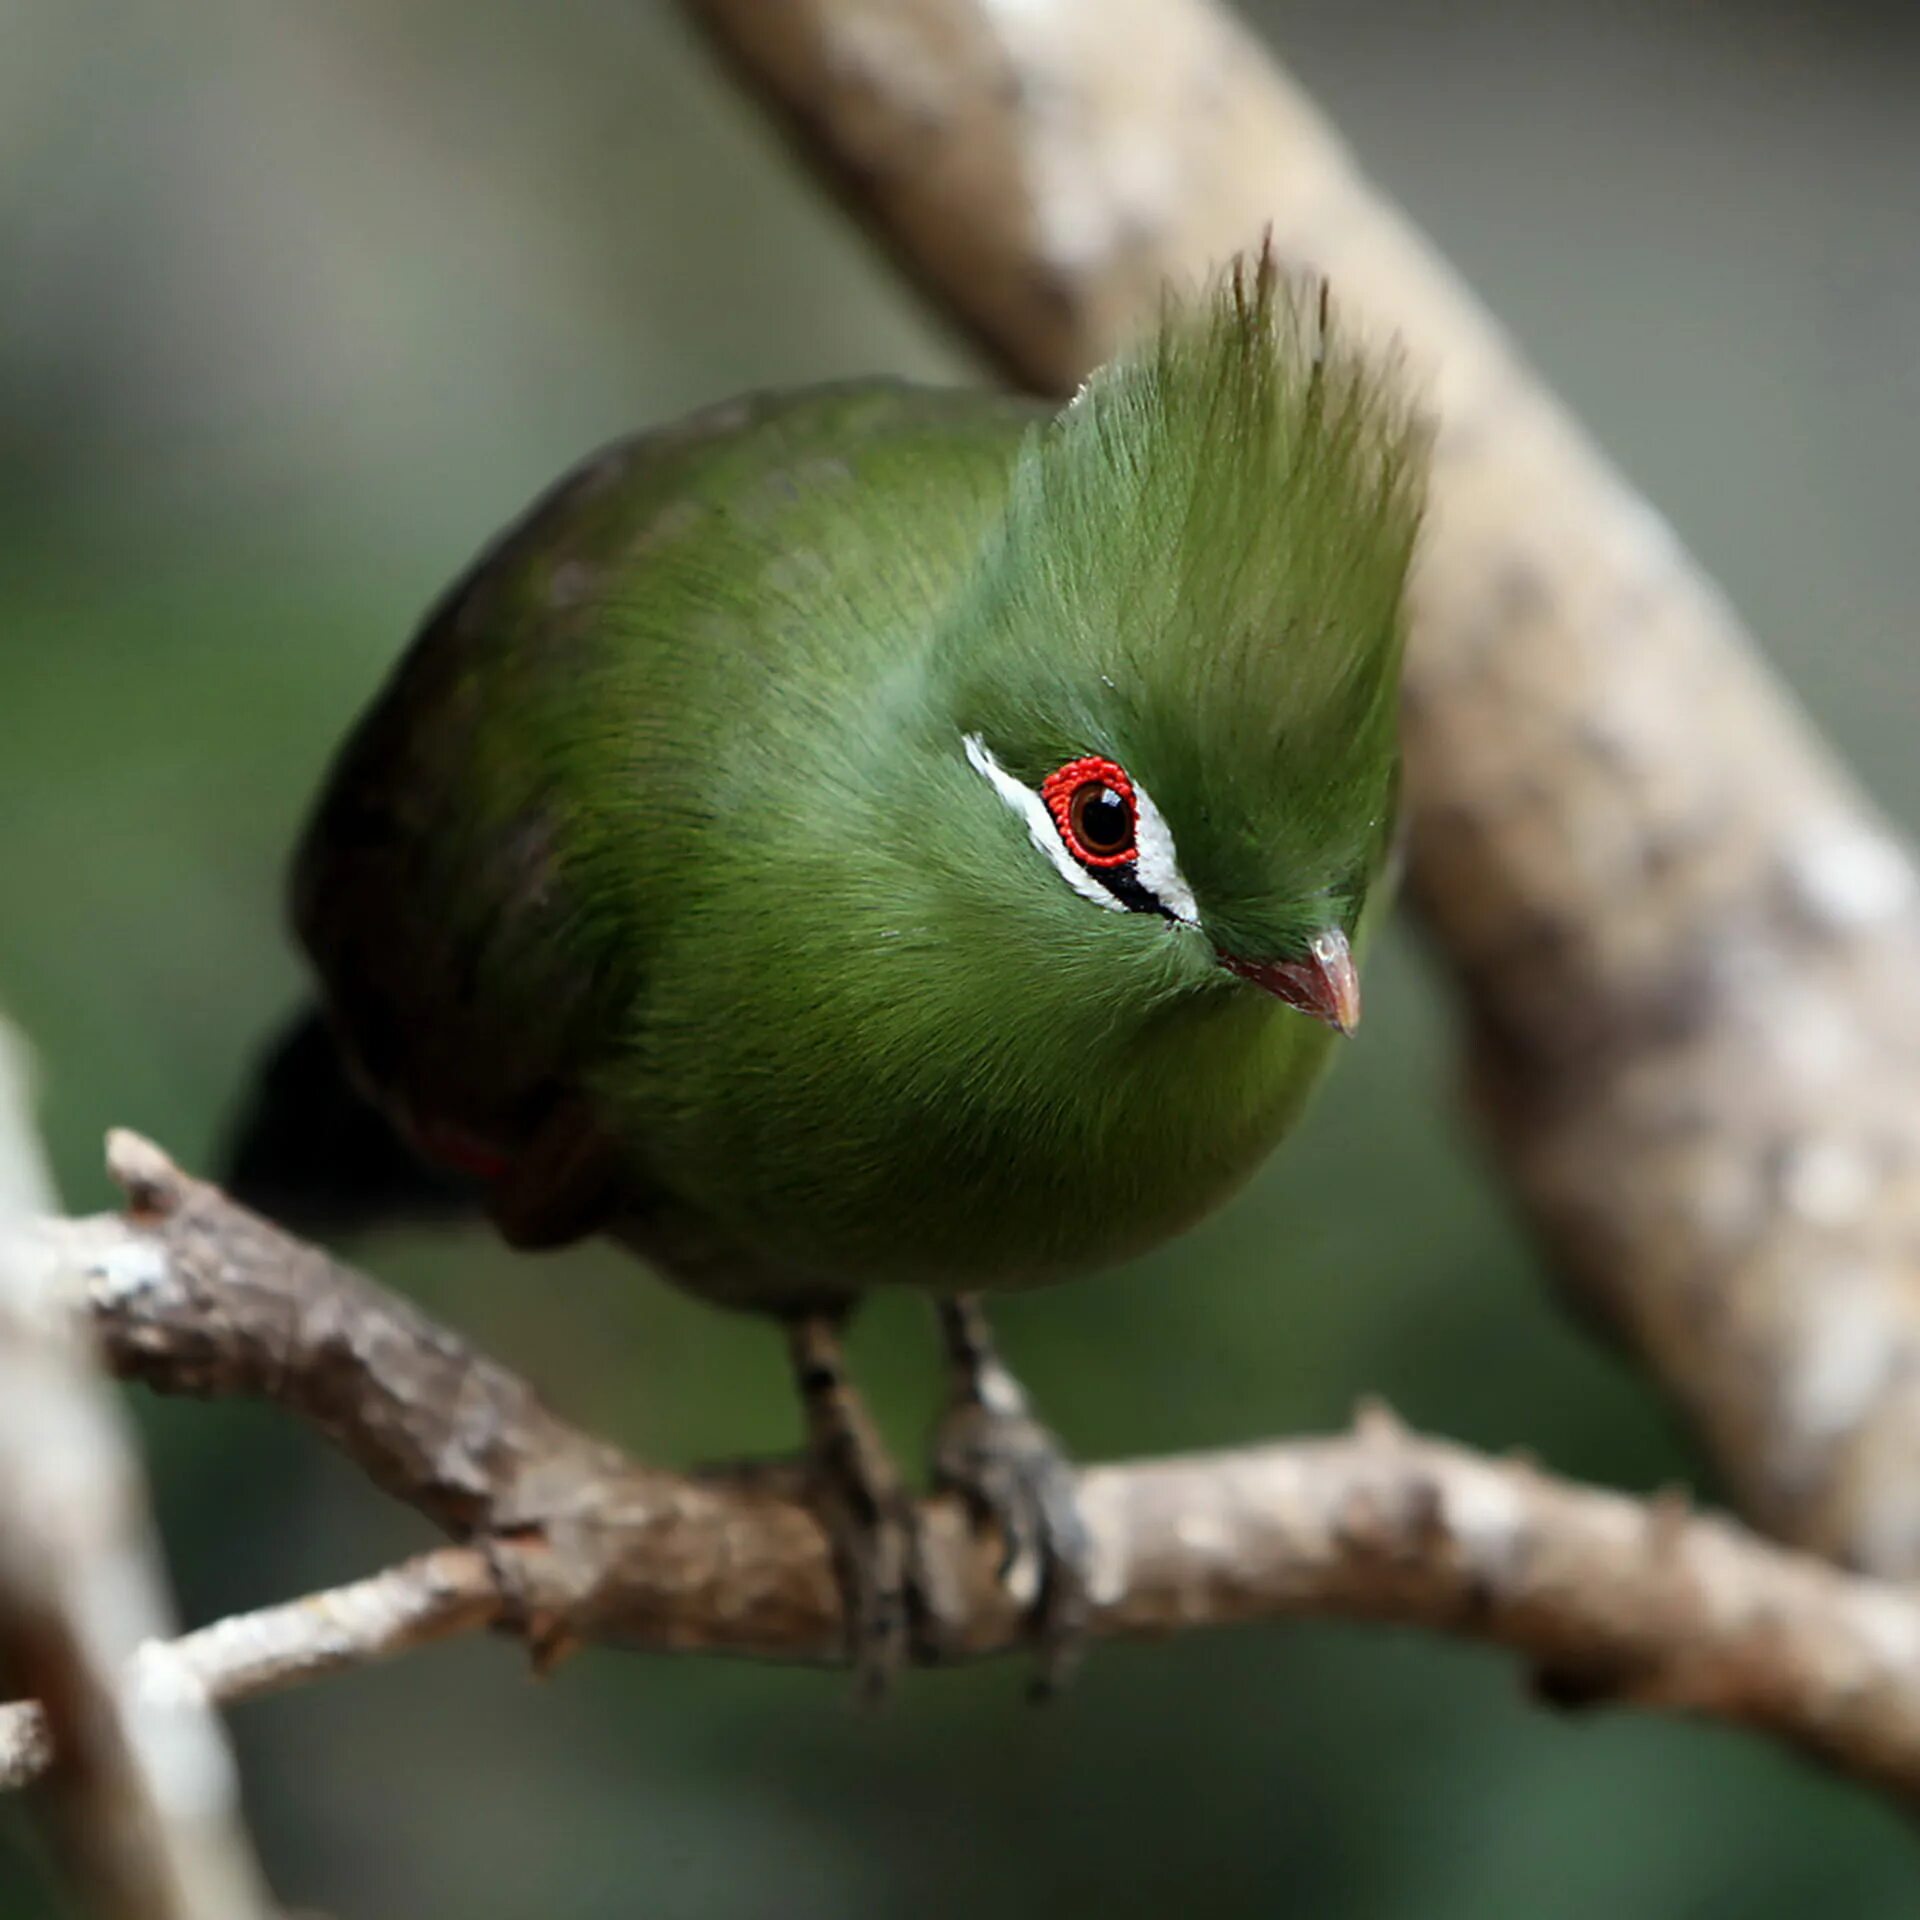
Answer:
top-left (1067, 781), bottom-right (1134, 860)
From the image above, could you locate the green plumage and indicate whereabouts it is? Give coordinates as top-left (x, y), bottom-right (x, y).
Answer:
top-left (279, 259), bottom-right (1424, 1316)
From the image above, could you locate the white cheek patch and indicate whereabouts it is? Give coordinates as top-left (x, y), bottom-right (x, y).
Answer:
top-left (963, 733), bottom-right (1199, 927)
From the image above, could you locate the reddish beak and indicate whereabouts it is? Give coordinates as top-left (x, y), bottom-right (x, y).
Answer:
top-left (1219, 929), bottom-right (1361, 1036)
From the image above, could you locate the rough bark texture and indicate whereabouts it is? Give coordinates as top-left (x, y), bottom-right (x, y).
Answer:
top-left (9, 1136), bottom-right (1920, 1812)
top-left (683, 0), bottom-right (1920, 1573)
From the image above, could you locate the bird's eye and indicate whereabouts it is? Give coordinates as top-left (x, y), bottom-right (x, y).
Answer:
top-left (1069, 783), bottom-right (1133, 857)
top-left (964, 732), bottom-right (1199, 925)
top-left (1041, 756), bottom-right (1139, 869)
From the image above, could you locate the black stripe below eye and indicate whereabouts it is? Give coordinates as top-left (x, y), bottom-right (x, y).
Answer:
top-left (1092, 861), bottom-right (1174, 920)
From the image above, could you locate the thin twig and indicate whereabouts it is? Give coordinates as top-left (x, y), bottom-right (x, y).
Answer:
top-left (0, 1549), bottom-right (498, 1792)
top-left (9, 1135), bottom-right (1920, 1812)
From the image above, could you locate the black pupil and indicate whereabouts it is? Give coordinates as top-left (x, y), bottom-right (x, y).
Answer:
top-left (1077, 784), bottom-right (1131, 853)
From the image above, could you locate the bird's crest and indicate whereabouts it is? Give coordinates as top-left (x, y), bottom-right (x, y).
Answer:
top-left (947, 246), bottom-right (1427, 944)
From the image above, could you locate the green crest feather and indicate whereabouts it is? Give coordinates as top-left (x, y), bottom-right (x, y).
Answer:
top-left (947, 248), bottom-right (1427, 957)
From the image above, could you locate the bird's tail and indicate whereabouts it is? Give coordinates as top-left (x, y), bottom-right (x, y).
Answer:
top-left (222, 1006), bottom-right (477, 1237)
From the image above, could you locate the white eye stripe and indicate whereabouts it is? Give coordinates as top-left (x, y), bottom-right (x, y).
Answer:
top-left (962, 734), bottom-right (1199, 927)
top-left (1130, 781), bottom-right (1201, 926)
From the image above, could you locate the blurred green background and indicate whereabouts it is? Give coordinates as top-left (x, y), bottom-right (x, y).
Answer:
top-left (4, 1), bottom-right (1918, 1913)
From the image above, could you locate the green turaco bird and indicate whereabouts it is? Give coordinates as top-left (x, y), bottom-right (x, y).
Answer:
top-left (228, 252), bottom-right (1426, 1692)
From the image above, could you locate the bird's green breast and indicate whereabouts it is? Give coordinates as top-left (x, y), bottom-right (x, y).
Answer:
top-left (622, 895), bottom-right (1333, 1294)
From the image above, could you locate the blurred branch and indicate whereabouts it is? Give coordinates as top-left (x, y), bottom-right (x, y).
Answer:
top-left (0, 1020), bottom-right (55, 1217)
top-left (683, 0), bottom-right (1920, 1574)
top-left (9, 1137), bottom-right (1920, 1811)
top-left (0, 1035), bottom-right (269, 1918)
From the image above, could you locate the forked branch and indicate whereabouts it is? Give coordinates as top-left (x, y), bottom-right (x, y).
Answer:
top-left (6, 1134), bottom-right (1920, 1813)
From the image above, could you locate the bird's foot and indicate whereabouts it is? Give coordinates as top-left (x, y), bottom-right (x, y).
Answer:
top-left (932, 1298), bottom-right (1093, 1698)
top-left (808, 1443), bottom-right (925, 1705)
top-left (690, 1449), bottom-right (931, 1700)
top-left (786, 1314), bottom-right (928, 1702)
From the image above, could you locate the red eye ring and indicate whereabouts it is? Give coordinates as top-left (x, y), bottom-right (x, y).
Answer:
top-left (1040, 755), bottom-right (1139, 868)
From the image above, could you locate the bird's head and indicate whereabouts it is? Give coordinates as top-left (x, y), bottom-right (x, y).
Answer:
top-left (929, 250), bottom-right (1426, 1038)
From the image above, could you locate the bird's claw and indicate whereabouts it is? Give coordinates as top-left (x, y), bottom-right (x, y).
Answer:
top-left (808, 1463), bottom-right (925, 1704)
top-left (692, 1451), bottom-right (927, 1700)
top-left (932, 1399), bottom-right (1093, 1698)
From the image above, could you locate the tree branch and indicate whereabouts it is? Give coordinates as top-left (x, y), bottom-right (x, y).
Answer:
top-left (0, 1549), bottom-right (497, 1794)
top-left (9, 1134), bottom-right (1920, 1812)
top-left (0, 1038), bottom-right (268, 1918)
top-left (681, 0), bottom-right (1920, 1577)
